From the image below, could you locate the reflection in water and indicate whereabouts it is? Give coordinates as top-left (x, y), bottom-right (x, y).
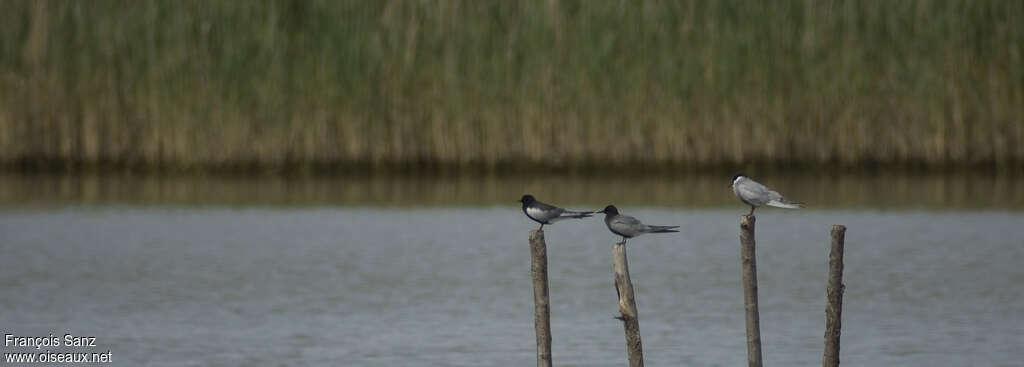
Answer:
top-left (1, 172), bottom-right (1022, 209)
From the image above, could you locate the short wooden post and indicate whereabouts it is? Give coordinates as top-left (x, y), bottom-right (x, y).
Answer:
top-left (613, 241), bottom-right (644, 367)
top-left (739, 214), bottom-right (763, 367)
top-left (529, 229), bottom-right (553, 367)
top-left (823, 225), bottom-right (847, 367)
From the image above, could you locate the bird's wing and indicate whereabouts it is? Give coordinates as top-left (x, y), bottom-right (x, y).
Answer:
top-left (765, 190), bottom-right (802, 208)
top-left (644, 225), bottom-right (679, 233)
top-left (612, 214), bottom-right (643, 227)
top-left (532, 200), bottom-right (562, 213)
top-left (736, 180), bottom-right (770, 205)
top-left (608, 214), bottom-right (643, 236)
top-left (550, 208), bottom-right (593, 221)
top-left (526, 202), bottom-right (564, 222)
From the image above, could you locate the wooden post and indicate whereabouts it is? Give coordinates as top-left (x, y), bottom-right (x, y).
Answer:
top-left (823, 225), bottom-right (847, 367)
top-left (529, 229), bottom-right (553, 367)
top-left (739, 214), bottom-right (763, 367)
top-left (613, 241), bottom-right (644, 367)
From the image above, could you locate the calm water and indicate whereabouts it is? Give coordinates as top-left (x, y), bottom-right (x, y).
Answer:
top-left (1, 174), bottom-right (1023, 366)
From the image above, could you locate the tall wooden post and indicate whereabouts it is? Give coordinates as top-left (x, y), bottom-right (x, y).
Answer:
top-left (613, 240), bottom-right (644, 367)
top-left (823, 225), bottom-right (847, 367)
top-left (529, 229), bottom-right (553, 367)
top-left (740, 214), bottom-right (763, 367)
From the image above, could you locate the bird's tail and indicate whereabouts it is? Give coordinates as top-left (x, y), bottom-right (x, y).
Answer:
top-left (561, 210), bottom-right (595, 219)
top-left (646, 225), bottom-right (680, 233)
top-left (766, 199), bottom-right (803, 209)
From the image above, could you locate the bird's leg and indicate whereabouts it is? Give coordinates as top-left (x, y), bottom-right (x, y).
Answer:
top-left (748, 206), bottom-right (755, 216)
top-left (538, 223), bottom-right (545, 231)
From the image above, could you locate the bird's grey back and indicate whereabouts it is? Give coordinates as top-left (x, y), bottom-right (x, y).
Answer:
top-left (606, 214), bottom-right (643, 237)
top-left (734, 178), bottom-right (769, 205)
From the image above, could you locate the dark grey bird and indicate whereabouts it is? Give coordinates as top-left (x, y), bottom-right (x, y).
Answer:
top-left (598, 205), bottom-right (679, 244)
top-left (731, 174), bottom-right (803, 215)
top-left (519, 194), bottom-right (594, 230)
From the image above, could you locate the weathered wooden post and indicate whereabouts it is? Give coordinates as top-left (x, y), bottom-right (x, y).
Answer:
top-left (529, 229), bottom-right (553, 367)
top-left (739, 214), bottom-right (763, 367)
top-left (612, 240), bottom-right (644, 367)
top-left (823, 225), bottom-right (847, 367)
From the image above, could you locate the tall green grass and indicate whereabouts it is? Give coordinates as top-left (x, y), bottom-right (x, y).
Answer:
top-left (1, 0), bottom-right (1022, 172)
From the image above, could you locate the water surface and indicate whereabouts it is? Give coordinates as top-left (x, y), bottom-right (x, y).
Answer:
top-left (2, 204), bottom-right (1022, 366)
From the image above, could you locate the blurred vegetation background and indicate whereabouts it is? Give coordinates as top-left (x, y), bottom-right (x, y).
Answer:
top-left (1, 0), bottom-right (1022, 174)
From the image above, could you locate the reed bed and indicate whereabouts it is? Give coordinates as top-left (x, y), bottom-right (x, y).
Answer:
top-left (1, 0), bottom-right (1022, 172)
